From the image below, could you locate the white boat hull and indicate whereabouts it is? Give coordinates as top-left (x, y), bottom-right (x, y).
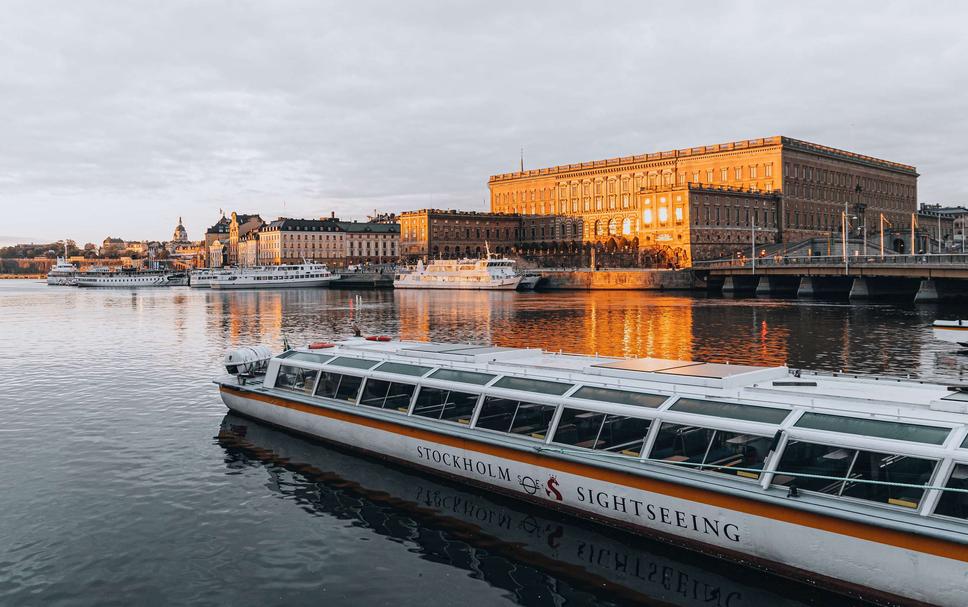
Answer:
top-left (220, 386), bottom-right (968, 607)
top-left (210, 277), bottom-right (338, 290)
top-left (393, 277), bottom-right (522, 290)
top-left (76, 275), bottom-right (187, 287)
top-left (46, 276), bottom-right (76, 286)
top-left (933, 321), bottom-right (968, 346)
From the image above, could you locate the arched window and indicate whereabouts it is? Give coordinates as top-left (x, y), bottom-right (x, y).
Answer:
top-left (622, 218), bottom-right (632, 235)
top-left (608, 218), bottom-right (617, 235)
top-left (594, 220), bottom-right (603, 236)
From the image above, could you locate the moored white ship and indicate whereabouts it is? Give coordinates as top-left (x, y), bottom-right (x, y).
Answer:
top-left (933, 320), bottom-right (968, 347)
top-left (76, 269), bottom-right (188, 287)
top-left (209, 262), bottom-right (338, 290)
top-left (189, 267), bottom-right (235, 288)
top-left (46, 257), bottom-right (79, 286)
top-left (394, 257), bottom-right (522, 290)
top-left (216, 338), bottom-right (968, 607)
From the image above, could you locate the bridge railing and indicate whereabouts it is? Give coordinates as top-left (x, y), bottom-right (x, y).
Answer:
top-left (694, 253), bottom-right (968, 270)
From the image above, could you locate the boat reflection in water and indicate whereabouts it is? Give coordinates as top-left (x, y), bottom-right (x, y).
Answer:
top-left (216, 413), bottom-right (866, 607)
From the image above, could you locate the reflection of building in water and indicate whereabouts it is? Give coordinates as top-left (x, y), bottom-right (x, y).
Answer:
top-left (396, 291), bottom-right (517, 344)
top-left (687, 306), bottom-right (790, 367)
top-left (217, 414), bottom-right (831, 607)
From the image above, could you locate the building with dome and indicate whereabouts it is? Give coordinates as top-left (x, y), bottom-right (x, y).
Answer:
top-left (171, 217), bottom-right (189, 245)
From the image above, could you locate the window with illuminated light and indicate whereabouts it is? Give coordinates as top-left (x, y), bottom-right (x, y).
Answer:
top-left (658, 207), bottom-right (668, 224)
top-left (644, 209), bottom-right (653, 225)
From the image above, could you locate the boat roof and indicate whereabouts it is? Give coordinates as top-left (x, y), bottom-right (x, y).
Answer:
top-left (281, 338), bottom-right (968, 427)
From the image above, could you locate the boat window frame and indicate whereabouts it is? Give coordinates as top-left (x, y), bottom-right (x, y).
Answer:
top-left (313, 370), bottom-right (365, 404)
top-left (930, 461), bottom-right (968, 522)
top-left (428, 367), bottom-right (498, 386)
top-left (769, 435), bottom-right (943, 512)
top-left (569, 385), bottom-right (670, 409)
top-left (327, 356), bottom-right (381, 370)
top-left (472, 395), bottom-right (559, 440)
top-left (273, 363), bottom-right (321, 395)
top-left (491, 375), bottom-right (574, 396)
top-left (411, 385), bottom-right (483, 426)
top-left (357, 376), bottom-right (418, 413)
top-left (374, 361), bottom-right (435, 378)
top-left (792, 411), bottom-right (952, 446)
top-left (645, 421), bottom-right (778, 482)
top-left (667, 396), bottom-right (791, 425)
top-left (278, 351), bottom-right (335, 365)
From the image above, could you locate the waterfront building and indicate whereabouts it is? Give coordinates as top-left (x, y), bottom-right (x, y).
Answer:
top-left (249, 218), bottom-right (344, 266)
top-left (920, 204), bottom-right (967, 251)
top-left (228, 212), bottom-right (265, 265)
top-left (205, 215), bottom-right (230, 249)
top-left (336, 220), bottom-right (399, 263)
top-left (488, 136), bottom-right (918, 264)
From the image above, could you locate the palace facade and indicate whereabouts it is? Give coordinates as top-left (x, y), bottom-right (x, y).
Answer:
top-left (488, 136), bottom-right (918, 263)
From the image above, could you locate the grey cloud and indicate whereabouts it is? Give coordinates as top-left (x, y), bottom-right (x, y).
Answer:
top-left (1, 0), bottom-right (966, 243)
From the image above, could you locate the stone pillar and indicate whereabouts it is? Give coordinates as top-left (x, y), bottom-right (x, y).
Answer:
top-left (848, 277), bottom-right (870, 300)
top-left (796, 276), bottom-right (815, 298)
top-left (722, 276), bottom-right (738, 293)
top-left (914, 279), bottom-right (940, 303)
top-left (755, 276), bottom-right (772, 296)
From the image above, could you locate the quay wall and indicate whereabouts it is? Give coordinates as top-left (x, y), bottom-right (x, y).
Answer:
top-left (537, 269), bottom-right (700, 291)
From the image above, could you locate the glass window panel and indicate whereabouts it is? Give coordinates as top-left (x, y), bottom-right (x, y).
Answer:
top-left (334, 375), bottom-right (363, 402)
top-left (671, 398), bottom-right (789, 425)
top-left (440, 391), bottom-right (478, 424)
top-left (413, 387), bottom-right (448, 419)
top-left (275, 365), bottom-right (318, 395)
top-left (315, 372), bottom-right (341, 399)
top-left (572, 386), bottom-right (666, 408)
top-left (553, 408), bottom-right (606, 448)
top-left (384, 383), bottom-right (416, 411)
top-left (280, 351), bottom-right (333, 364)
top-left (328, 356), bottom-right (380, 370)
top-left (649, 423), bottom-right (716, 465)
top-left (703, 431), bottom-right (772, 479)
top-left (962, 435), bottom-right (968, 449)
top-left (493, 376), bottom-right (573, 396)
top-left (598, 416), bottom-right (652, 457)
top-left (935, 464), bottom-right (968, 520)
top-left (475, 397), bottom-right (518, 432)
top-left (375, 361), bottom-right (433, 377)
top-left (360, 378), bottom-right (391, 408)
top-left (941, 392), bottom-right (968, 403)
top-left (795, 413), bottom-right (949, 445)
top-left (429, 368), bottom-right (496, 385)
top-left (510, 402), bottom-right (557, 439)
top-left (774, 441), bottom-right (857, 494)
top-left (840, 451), bottom-right (935, 509)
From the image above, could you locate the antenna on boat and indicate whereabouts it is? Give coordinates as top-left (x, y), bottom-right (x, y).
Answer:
top-left (282, 334), bottom-right (291, 351)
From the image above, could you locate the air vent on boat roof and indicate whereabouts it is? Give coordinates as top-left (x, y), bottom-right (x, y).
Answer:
top-left (399, 343), bottom-right (539, 363)
top-left (587, 357), bottom-right (788, 389)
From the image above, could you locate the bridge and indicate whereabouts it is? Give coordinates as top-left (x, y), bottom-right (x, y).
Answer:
top-left (692, 254), bottom-right (968, 302)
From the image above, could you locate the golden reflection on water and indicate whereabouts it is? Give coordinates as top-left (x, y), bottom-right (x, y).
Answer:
top-left (200, 286), bottom-right (968, 379)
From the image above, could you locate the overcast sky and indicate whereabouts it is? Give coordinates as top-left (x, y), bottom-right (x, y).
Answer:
top-left (2, 1), bottom-right (966, 245)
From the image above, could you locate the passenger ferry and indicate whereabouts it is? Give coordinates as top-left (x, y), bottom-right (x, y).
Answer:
top-left (189, 268), bottom-right (235, 288)
top-left (933, 320), bottom-right (968, 347)
top-left (75, 269), bottom-right (188, 287)
top-left (216, 338), bottom-right (968, 606)
top-left (394, 258), bottom-right (522, 290)
top-left (46, 257), bottom-right (79, 286)
top-left (209, 262), bottom-right (338, 290)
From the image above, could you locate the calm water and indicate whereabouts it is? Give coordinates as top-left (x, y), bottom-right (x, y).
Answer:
top-left (1, 280), bottom-right (966, 607)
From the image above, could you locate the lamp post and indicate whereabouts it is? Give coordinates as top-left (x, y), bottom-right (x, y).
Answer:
top-left (880, 213), bottom-right (892, 259)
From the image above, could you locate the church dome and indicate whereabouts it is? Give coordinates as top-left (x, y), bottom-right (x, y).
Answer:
top-left (172, 217), bottom-right (188, 242)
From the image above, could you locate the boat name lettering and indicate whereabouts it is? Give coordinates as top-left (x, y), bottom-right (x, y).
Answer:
top-left (576, 487), bottom-right (741, 543)
top-left (416, 445), bottom-right (512, 482)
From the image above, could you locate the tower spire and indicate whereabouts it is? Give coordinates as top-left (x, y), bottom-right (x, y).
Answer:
top-left (520, 147), bottom-right (524, 172)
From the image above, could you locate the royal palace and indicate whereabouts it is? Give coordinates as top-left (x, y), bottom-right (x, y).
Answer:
top-left (488, 136), bottom-right (918, 265)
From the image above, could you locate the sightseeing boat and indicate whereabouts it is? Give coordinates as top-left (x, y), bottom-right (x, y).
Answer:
top-left (933, 320), bottom-right (968, 348)
top-left (209, 262), bottom-right (337, 290)
top-left (189, 268), bottom-right (235, 288)
top-left (75, 268), bottom-right (188, 287)
top-left (215, 338), bottom-right (968, 607)
top-left (394, 257), bottom-right (522, 290)
top-left (46, 256), bottom-right (79, 286)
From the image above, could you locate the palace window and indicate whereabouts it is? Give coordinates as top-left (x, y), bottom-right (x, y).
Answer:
top-left (658, 207), bottom-right (668, 224)
top-left (692, 171), bottom-right (699, 183)
top-left (643, 209), bottom-right (653, 225)
top-left (721, 168), bottom-right (728, 182)
top-left (622, 217), bottom-right (632, 235)
top-left (622, 194), bottom-right (629, 209)
top-left (734, 167), bottom-right (742, 180)
top-left (675, 207), bottom-right (683, 224)
top-left (706, 170), bottom-right (714, 183)
top-left (765, 164), bottom-right (773, 177)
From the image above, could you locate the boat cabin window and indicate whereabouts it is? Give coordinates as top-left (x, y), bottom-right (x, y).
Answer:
top-left (962, 435), bottom-right (968, 449)
top-left (794, 413), bottom-right (949, 445)
top-left (412, 387), bottom-right (479, 424)
top-left (553, 408), bottom-right (652, 457)
top-left (429, 368), bottom-right (496, 385)
top-left (328, 356), bottom-right (380, 370)
top-left (571, 386), bottom-right (666, 408)
top-left (492, 376), bottom-right (573, 396)
top-left (279, 351), bottom-right (334, 365)
top-left (649, 424), bottom-right (772, 478)
top-left (274, 365), bottom-right (319, 395)
top-left (314, 372), bottom-right (364, 403)
top-left (934, 464), bottom-right (968, 520)
top-left (670, 398), bottom-right (789, 425)
top-left (375, 361), bottom-right (433, 377)
top-left (359, 379), bottom-right (416, 412)
top-left (475, 396), bottom-right (556, 439)
top-left (773, 440), bottom-right (936, 509)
